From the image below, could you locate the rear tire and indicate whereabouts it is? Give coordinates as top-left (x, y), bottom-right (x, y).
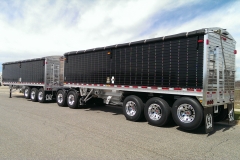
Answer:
top-left (31, 88), bottom-right (38, 102)
top-left (172, 97), bottom-right (203, 130)
top-left (24, 87), bottom-right (31, 99)
top-left (56, 90), bottom-right (67, 107)
top-left (38, 88), bottom-right (46, 103)
top-left (67, 91), bottom-right (79, 109)
top-left (123, 95), bottom-right (144, 121)
top-left (144, 97), bottom-right (171, 126)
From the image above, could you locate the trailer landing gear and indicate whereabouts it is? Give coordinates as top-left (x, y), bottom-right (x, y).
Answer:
top-left (9, 85), bottom-right (12, 98)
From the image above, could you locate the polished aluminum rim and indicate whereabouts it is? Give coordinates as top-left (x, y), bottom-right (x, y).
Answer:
top-left (38, 91), bottom-right (43, 101)
top-left (148, 104), bottom-right (162, 121)
top-left (177, 104), bottom-right (195, 123)
top-left (57, 93), bottom-right (63, 103)
top-left (126, 101), bottom-right (137, 116)
top-left (31, 91), bottom-right (35, 99)
top-left (25, 89), bottom-right (29, 97)
top-left (68, 94), bottom-right (75, 105)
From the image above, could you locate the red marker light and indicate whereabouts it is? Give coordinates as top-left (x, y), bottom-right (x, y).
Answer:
top-left (234, 50), bottom-right (237, 54)
top-left (206, 39), bottom-right (209, 45)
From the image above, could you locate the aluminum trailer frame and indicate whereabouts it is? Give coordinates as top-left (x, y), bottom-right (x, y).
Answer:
top-left (1, 27), bottom-right (236, 133)
top-left (60, 27), bottom-right (236, 133)
top-left (63, 28), bottom-right (236, 106)
top-left (2, 56), bottom-right (64, 101)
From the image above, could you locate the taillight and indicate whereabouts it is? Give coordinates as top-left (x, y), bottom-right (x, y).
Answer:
top-left (198, 40), bottom-right (203, 43)
top-left (234, 50), bottom-right (237, 54)
top-left (206, 39), bottom-right (209, 45)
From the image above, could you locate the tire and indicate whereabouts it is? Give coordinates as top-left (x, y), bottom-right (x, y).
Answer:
top-left (38, 88), bottom-right (46, 103)
top-left (144, 97), bottom-right (171, 126)
top-left (172, 97), bottom-right (203, 130)
top-left (24, 87), bottom-right (31, 99)
top-left (123, 95), bottom-right (144, 121)
top-left (30, 88), bottom-right (39, 102)
top-left (214, 105), bottom-right (228, 122)
top-left (56, 90), bottom-right (67, 107)
top-left (67, 90), bottom-right (79, 109)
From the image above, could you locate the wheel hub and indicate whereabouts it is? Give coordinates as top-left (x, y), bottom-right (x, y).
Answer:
top-left (25, 89), bottom-right (29, 96)
top-left (68, 94), bottom-right (75, 105)
top-left (31, 91), bottom-right (35, 99)
top-left (58, 93), bottom-right (63, 103)
top-left (148, 104), bottom-right (162, 121)
top-left (38, 92), bottom-right (43, 100)
top-left (126, 101), bottom-right (137, 116)
top-left (177, 104), bottom-right (195, 123)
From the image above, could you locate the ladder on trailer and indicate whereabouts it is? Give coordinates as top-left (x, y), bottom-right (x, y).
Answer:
top-left (50, 64), bottom-right (60, 86)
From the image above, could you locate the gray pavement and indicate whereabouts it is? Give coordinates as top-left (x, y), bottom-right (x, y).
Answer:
top-left (0, 86), bottom-right (240, 159)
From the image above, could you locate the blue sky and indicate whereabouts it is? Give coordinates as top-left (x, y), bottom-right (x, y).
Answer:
top-left (0, 0), bottom-right (239, 80)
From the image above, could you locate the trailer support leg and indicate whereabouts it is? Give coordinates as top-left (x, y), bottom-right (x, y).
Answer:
top-left (204, 107), bottom-right (214, 133)
top-left (9, 85), bottom-right (12, 98)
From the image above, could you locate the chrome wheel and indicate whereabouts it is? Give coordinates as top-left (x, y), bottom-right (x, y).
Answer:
top-left (148, 104), bottom-right (162, 121)
top-left (57, 93), bottom-right (63, 104)
top-left (125, 101), bottom-right (137, 116)
top-left (31, 91), bottom-right (36, 99)
top-left (38, 91), bottom-right (43, 101)
top-left (68, 94), bottom-right (75, 106)
top-left (177, 104), bottom-right (195, 123)
top-left (25, 88), bottom-right (29, 97)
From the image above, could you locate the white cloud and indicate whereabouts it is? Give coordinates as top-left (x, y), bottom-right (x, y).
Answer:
top-left (0, 0), bottom-right (199, 62)
top-left (0, 0), bottom-right (239, 80)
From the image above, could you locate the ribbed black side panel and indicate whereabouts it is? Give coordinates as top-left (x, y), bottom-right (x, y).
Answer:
top-left (2, 60), bottom-right (45, 83)
top-left (65, 35), bottom-right (204, 88)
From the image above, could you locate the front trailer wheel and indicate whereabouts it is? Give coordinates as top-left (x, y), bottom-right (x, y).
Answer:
top-left (67, 91), bottom-right (79, 109)
top-left (172, 97), bottom-right (203, 130)
top-left (123, 95), bottom-right (144, 121)
top-left (144, 97), bottom-right (171, 126)
top-left (31, 88), bottom-right (39, 102)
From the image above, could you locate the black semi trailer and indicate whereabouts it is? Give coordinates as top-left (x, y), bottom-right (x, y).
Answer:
top-left (2, 27), bottom-right (237, 133)
top-left (2, 56), bottom-right (64, 102)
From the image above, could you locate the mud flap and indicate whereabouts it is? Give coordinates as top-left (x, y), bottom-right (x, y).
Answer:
top-left (204, 107), bottom-right (214, 133)
top-left (227, 104), bottom-right (234, 124)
